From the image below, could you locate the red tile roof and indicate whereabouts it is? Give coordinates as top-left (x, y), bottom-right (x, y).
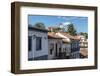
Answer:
top-left (48, 32), bottom-right (80, 41)
top-left (48, 32), bottom-right (63, 39)
top-left (80, 48), bottom-right (88, 56)
top-left (59, 32), bottom-right (80, 40)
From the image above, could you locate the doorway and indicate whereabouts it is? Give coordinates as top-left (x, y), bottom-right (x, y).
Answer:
top-left (55, 43), bottom-right (57, 57)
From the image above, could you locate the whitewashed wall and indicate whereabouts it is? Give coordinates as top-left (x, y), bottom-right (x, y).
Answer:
top-left (48, 39), bottom-right (62, 59)
top-left (28, 30), bottom-right (48, 58)
top-left (62, 43), bottom-right (71, 56)
top-left (48, 39), bottom-right (55, 59)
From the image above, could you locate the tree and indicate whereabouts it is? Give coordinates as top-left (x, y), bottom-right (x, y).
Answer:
top-left (84, 33), bottom-right (88, 39)
top-left (67, 23), bottom-right (77, 36)
top-left (80, 32), bottom-right (84, 35)
top-left (34, 22), bottom-right (46, 29)
top-left (80, 32), bottom-right (88, 39)
top-left (53, 27), bottom-right (62, 32)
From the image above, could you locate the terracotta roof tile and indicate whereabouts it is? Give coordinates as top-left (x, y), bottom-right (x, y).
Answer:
top-left (60, 32), bottom-right (80, 40)
top-left (48, 32), bottom-right (63, 39)
top-left (80, 48), bottom-right (88, 56)
top-left (62, 39), bottom-right (70, 43)
top-left (59, 32), bottom-right (75, 39)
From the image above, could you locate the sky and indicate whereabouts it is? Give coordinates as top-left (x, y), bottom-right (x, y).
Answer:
top-left (28, 15), bottom-right (88, 33)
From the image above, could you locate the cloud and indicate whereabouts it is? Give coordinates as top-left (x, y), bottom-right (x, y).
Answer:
top-left (58, 16), bottom-right (87, 21)
top-left (62, 22), bottom-right (71, 26)
top-left (58, 16), bottom-right (71, 21)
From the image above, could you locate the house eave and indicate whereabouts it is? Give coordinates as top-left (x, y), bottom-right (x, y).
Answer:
top-left (28, 27), bottom-right (48, 33)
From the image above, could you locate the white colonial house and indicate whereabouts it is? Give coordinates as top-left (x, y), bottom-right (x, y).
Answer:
top-left (28, 27), bottom-right (48, 60)
top-left (62, 39), bottom-right (71, 59)
top-left (56, 32), bottom-right (71, 59)
top-left (48, 32), bottom-right (63, 59)
top-left (79, 35), bottom-right (88, 47)
top-left (28, 26), bottom-right (81, 60)
top-left (78, 35), bottom-right (88, 58)
top-left (70, 38), bottom-right (80, 59)
top-left (56, 32), bottom-right (80, 59)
